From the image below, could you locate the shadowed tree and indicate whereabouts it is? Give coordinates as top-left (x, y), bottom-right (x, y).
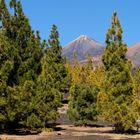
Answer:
top-left (0, 0), bottom-right (44, 128)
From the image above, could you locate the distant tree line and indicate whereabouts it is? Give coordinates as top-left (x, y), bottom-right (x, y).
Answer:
top-left (0, 0), bottom-right (140, 133)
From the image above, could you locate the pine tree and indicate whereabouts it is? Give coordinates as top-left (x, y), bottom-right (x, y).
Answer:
top-left (26, 25), bottom-right (69, 128)
top-left (0, 0), bottom-right (11, 35)
top-left (133, 67), bottom-right (140, 100)
top-left (1, 0), bottom-right (43, 85)
top-left (133, 67), bottom-right (140, 120)
top-left (68, 84), bottom-right (99, 125)
top-left (47, 24), bottom-right (69, 97)
top-left (0, 0), bottom-right (44, 128)
top-left (67, 58), bottom-right (99, 125)
top-left (28, 56), bottom-right (61, 128)
top-left (102, 12), bottom-right (138, 132)
top-left (0, 30), bottom-right (16, 128)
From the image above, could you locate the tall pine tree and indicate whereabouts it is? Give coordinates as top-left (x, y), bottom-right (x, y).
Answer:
top-left (47, 24), bottom-right (69, 97)
top-left (102, 12), bottom-right (138, 132)
top-left (0, 0), bottom-right (44, 128)
top-left (28, 25), bottom-right (69, 128)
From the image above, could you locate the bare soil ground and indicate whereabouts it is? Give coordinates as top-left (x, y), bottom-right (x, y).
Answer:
top-left (0, 125), bottom-right (140, 140)
top-left (1, 104), bottom-right (140, 140)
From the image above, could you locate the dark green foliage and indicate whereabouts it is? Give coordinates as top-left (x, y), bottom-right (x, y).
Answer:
top-left (24, 25), bottom-right (68, 128)
top-left (67, 59), bottom-right (99, 125)
top-left (102, 12), bottom-right (138, 132)
top-left (1, 0), bottom-right (43, 85)
top-left (0, 1), bottom-right (66, 129)
top-left (0, 0), bottom-right (45, 129)
top-left (68, 84), bottom-right (99, 125)
top-left (47, 24), bottom-right (69, 96)
top-left (0, 30), bottom-right (15, 126)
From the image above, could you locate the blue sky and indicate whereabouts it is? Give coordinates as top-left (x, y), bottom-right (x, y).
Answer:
top-left (8, 0), bottom-right (140, 46)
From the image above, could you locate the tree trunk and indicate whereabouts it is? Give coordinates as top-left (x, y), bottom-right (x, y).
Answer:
top-left (114, 123), bottom-right (124, 133)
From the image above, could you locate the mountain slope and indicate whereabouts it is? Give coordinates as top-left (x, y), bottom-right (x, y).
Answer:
top-left (127, 43), bottom-right (140, 66)
top-left (62, 35), bottom-right (140, 67)
top-left (62, 35), bottom-right (104, 61)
